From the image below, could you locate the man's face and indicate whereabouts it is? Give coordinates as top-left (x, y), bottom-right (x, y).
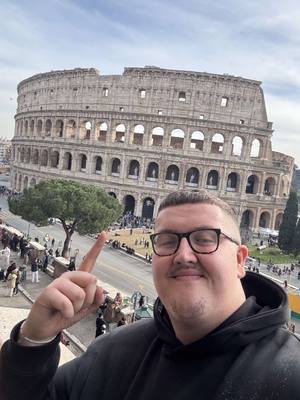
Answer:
top-left (152, 203), bottom-right (248, 326)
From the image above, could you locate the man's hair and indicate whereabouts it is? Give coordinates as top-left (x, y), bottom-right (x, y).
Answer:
top-left (158, 190), bottom-right (238, 223)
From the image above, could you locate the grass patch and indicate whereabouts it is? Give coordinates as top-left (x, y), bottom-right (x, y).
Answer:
top-left (248, 245), bottom-right (300, 264)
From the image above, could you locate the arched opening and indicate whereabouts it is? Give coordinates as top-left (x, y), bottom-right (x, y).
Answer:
top-left (66, 120), bottom-right (76, 138)
top-left (124, 195), bottom-right (135, 215)
top-left (264, 177), bottom-right (276, 196)
top-left (178, 91), bottom-right (186, 102)
top-left (79, 121), bottom-right (91, 140)
top-left (240, 210), bottom-right (254, 228)
top-left (45, 119), bottom-right (52, 136)
top-left (259, 212), bottom-right (270, 228)
top-left (23, 176), bottom-right (28, 190)
top-left (128, 160), bottom-right (140, 179)
top-left (132, 124), bottom-right (144, 145)
top-left (24, 120), bottom-right (28, 135)
top-left (94, 156), bottom-right (102, 174)
top-left (32, 149), bottom-right (39, 165)
top-left (25, 148), bottom-right (31, 163)
top-left (108, 192), bottom-right (116, 199)
top-left (211, 133), bottom-right (224, 154)
top-left (231, 136), bottom-right (243, 156)
top-left (186, 167), bottom-right (199, 186)
top-left (250, 139), bottom-right (261, 158)
top-left (170, 129), bottom-right (184, 149)
top-left (79, 154), bottom-right (87, 171)
top-left (17, 175), bottom-right (22, 191)
top-left (55, 120), bottom-right (64, 137)
top-left (41, 150), bottom-right (48, 166)
top-left (275, 213), bottom-right (283, 230)
top-left (20, 148), bottom-right (25, 163)
top-left (50, 151), bottom-right (59, 168)
top-left (226, 172), bottom-right (238, 191)
top-left (113, 124), bottom-right (125, 143)
top-left (151, 127), bottom-right (164, 147)
top-left (146, 162), bottom-right (159, 181)
top-left (63, 152), bottom-right (72, 170)
top-left (190, 131), bottom-right (204, 150)
top-left (166, 165), bottom-right (179, 183)
top-left (30, 120), bottom-right (35, 135)
top-left (246, 175), bottom-right (259, 194)
top-left (142, 197), bottom-right (155, 219)
top-left (98, 122), bottom-right (107, 142)
top-left (37, 120), bottom-right (43, 135)
top-left (206, 170), bottom-right (219, 189)
top-left (111, 158), bottom-right (121, 176)
top-left (29, 178), bottom-right (36, 188)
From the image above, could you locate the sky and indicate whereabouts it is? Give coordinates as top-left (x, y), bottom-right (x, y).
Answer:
top-left (1, 0), bottom-right (300, 166)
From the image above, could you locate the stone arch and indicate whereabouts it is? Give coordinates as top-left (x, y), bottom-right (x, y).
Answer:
top-left (79, 153), bottom-right (87, 171)
top-left (240, 209), bottom-right (254, 228)
top-left (128, 160), bottom-right (140, 179)
top-left (66, 120), bottom-right (76, 138)
top-left (124, 195), bottom-right (135, 214)
top-left (20, 147), bottom-right (25, 163)
top-left (246, 174), bottom-right (259, 194)
top-left (63, 152), bottom-right (72, 170)
top-left (25, 147), bottom-right (31, 163)
top-left (250, 139), bottom-right (261, 158)
top-left (226, 172), bottom-right (238, 191)
top-left (30, 119), bottom-right (35, 135)
top-left (108, 192), bottom-right (117, 198)
top-left (264, 177), bottom-right (276, 196)
top-left (186, 167), bottom-right (199, 186)
top-left (96, 122), bottom-right (108, 142)
top-left (206, 170), bottom-right (219, 188)
top-left (146, 162), bottom-right (159, 181)
top-left (79, 121), bottom-right (91, 140)
top-left (37, 119), bottom-right (43, 135)
top-left (190, 131), bottom-right (204, 150)
top-left (94, 156), bottom-right (102, 174)
top-left (259, 211), bottom-right (271, 228)
top-left (150, 127), bottom-right (164, 147)
top-left (24, 120), bottom-right (28, 135)
top-left (211, 133), bottom-right (224, 154)
top-left (131, 124), bottom-right (144, 145)
top-left (142, 197), bottom-right (155, 219)
top-left (45, 119), bottom-right (52, 136)
top-left (32, 149), bottom-right (39, 165)
top-left (17, 175), bottom-right (22, 191)
top-left (166, 164), bottom-right (179, 182)
top-left (41, 149), bottom-right (48, 166)
top-left (111, 158), bottom-right (121, 175)
top-left (275, 213), bottom-right (283, 230)
top-left (113, 124), bottom-right (125, 143)
top-left (50, 151), bottom-right (59, 168)
top-left (170, 128), bottom-right (185, 149)
top-left (55, 120), bottom-right (64, 137)
top-left (231, 136), bottom-right (243, 156)
top-left (19, 120), bottom-right (23, 136)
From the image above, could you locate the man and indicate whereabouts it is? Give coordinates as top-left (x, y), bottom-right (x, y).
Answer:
top-left (1, 190), bottom-right (300, 399)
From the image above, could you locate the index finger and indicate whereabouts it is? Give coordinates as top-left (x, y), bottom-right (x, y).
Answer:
top-left (79, 231), bottom-right (107, 273)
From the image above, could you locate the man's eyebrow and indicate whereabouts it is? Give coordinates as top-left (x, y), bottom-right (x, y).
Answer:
top-left (155, 226), bottom-right (218, 234)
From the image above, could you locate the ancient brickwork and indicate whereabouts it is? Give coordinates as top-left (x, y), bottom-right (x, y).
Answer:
top-left (11, 66), bottom-right (294, 233)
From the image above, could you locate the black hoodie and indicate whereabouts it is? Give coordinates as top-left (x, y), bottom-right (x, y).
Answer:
top-left (1, 272), bottom-right (300, 400)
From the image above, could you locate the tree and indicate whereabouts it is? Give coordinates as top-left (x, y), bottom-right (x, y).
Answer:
top-left (278, 190), bottom-right (298, 253)
top-left (9, 179), bottom-right (123, 257)
top-left (293, 219), bottom-right (300, 256)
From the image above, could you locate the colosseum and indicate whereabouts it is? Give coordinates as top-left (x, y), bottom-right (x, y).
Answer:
top-left (11, 66), bottom-right (294, 236)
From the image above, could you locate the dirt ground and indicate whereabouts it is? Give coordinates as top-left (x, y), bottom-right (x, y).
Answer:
top-left (107, 228), bottom-right (153, 257)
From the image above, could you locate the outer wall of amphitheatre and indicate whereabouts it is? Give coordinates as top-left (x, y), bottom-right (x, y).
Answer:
top-left (11, 66), bottom-right (294, 239)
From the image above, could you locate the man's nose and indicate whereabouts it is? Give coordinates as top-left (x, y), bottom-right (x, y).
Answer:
top-left (173, 237), bottom-right (198, 263)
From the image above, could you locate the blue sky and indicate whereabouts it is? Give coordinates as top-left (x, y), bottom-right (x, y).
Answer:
top-left (1, 0), bottom-right (300, 166)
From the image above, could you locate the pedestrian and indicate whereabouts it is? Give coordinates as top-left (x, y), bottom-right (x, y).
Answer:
top-left (31, 258), bottom-right (39, 283)
top-left (95, 315), bottom-right (107, 338)
top-left (6, 267), bottom-right (18, 297)
top-left (2, 190), bottom-right (300, 399)
top-left (13, 269), bottom-right (21, 296)
top-left (68, 260), bottom-right (76, 271)
top-left (2, 245), bottom-right (11, 269)
top-left (51, 238), bottom-right (55, 248)
top-left (55, 248), bottom-right (60, 257)
top-left (138, 295), bottom-right (145, 308)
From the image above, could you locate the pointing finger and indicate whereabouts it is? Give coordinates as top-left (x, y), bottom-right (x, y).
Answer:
top-left (79, 231), bottom-right (107, 273)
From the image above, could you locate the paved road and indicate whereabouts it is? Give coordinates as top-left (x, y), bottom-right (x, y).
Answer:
top-left (0, 197), bottom-right (157, 303)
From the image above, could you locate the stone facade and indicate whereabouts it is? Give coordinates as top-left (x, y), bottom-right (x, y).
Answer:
top-left (11, 66), bottom-right (294, 233)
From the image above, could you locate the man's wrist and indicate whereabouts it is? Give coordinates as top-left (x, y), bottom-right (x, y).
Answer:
top-left (18, 321), bottom-right (58, 347)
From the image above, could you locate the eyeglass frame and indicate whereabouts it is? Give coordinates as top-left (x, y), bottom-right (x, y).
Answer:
top-left (150, 228), bottom-right (240, 257)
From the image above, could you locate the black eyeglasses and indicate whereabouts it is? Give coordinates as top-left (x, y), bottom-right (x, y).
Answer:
top-left (150, 228), bottom-right (240, 257)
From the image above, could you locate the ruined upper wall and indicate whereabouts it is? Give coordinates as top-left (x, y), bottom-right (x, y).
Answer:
top-left (16, 66), bottom-right (271, 131)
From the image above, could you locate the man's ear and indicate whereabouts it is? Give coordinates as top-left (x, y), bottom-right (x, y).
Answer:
top-left (236, 245), bottom-right (248, 279)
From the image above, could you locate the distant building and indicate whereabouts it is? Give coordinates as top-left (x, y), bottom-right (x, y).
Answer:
top-left (0, 138), bottom-right (11, 165)
top-left (11, 66), bottom-right (294, 233)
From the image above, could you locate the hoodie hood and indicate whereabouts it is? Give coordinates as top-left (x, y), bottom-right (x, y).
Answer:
top-left (154, 272), bottom-right (288, 358)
